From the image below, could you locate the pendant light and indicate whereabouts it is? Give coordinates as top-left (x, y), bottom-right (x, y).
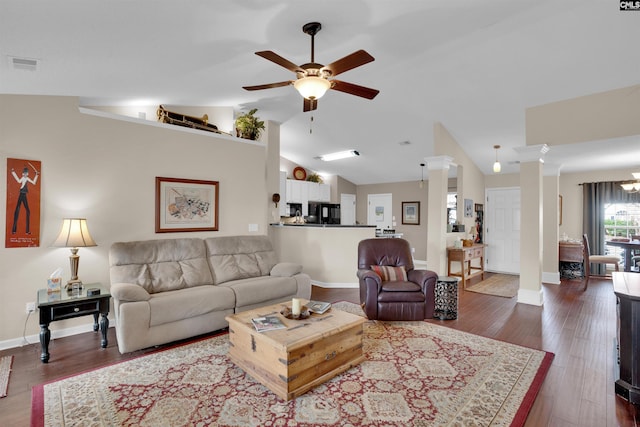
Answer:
top-left (419, 163), bottom-right (425, 188)
top-left (493, 145), bottom-right (501, 173)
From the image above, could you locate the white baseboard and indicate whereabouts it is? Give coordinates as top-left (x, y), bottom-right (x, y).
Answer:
top-left (542, 271), bottom-right (561, 285)
top-left (311, 281), bottom-right (358, 289)
top-left (517, 288), bottom-right (544, 306)
top-left (0, 319), bottom-right (115, 351)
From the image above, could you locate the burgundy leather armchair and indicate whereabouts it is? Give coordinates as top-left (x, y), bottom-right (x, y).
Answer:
top-left (357, 238), bottom-right (438, 320)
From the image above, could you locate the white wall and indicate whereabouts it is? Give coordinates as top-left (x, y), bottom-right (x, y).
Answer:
top-left (0, 95), bottom-right (271, 345)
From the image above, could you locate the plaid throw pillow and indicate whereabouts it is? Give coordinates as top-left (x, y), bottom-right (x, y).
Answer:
top-left (370, 265), bottom-right (408, 282)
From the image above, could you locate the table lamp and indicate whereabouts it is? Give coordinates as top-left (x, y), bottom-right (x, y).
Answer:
top-left (52, 218), bottom-right (97, 291)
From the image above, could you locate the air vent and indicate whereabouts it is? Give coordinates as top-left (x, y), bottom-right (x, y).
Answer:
top-left (9, 56), bottom-right (39, 71)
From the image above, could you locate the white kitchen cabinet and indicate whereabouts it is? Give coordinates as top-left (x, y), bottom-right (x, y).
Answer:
top-left (306, 182), bottom-right (330, 202)
top-left (286, 180), bottom-right (303, 203)
top-left (286, 179), bottom-right (309, 216)
top-left (319, 184), bottom-right (330, 202)
top-left (286, 179), bottom-right (329, 207)
top-left (307, 182), bottom-right (320, 201)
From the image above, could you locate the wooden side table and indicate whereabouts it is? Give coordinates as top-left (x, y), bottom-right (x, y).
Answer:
top-left (447, 244), bottom-right (485, 289)
top-left (559, 241), bottom-right (584, 279)
top-left (37, 283), bottom-right (111, 363)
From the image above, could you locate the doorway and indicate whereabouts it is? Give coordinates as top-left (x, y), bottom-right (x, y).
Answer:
top-left (485, 187), bottom-right (521, 274)
top-left (367, 193), bottom-right (393, 231)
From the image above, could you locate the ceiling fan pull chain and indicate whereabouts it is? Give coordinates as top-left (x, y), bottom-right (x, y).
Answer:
top-left (310, 115), bottom-right (314, 134)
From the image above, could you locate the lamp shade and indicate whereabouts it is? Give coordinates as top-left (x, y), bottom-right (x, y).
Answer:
top-left (52, 218), bottom-right (97, 248)
top-left (293, 76), bottom-right (331, 100)
top-left (493, 161), bottom-right (501, 173)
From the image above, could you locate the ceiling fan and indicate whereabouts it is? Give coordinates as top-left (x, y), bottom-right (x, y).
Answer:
top-left (242, 22), bottom-right (379, 112)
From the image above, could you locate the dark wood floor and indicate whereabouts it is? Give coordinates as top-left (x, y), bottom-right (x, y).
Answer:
top-left (1, 275), bottom-right (638, 426)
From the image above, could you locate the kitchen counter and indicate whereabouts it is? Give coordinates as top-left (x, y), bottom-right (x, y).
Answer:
top-left (271, 223), bottom-right (376, 228)
top-left (269, 223), bottom-right (377, 287)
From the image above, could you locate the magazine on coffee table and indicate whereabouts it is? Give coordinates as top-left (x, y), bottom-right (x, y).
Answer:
top-left (251, 315), bottom-right (286, 332)
top-left (307, 301), bottom-right (332, 314)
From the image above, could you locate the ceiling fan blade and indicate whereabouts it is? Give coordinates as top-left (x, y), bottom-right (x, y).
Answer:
top-left (242, 81), bottom-right (293, 91)
top-left (323, 50), bottom-right (374, 77)
top-left (255, 51), bottom-right (304, 73)
top-left (330, 80), bottom-right (379, 99)
top-left (303, 98), bottom-right (318, 112)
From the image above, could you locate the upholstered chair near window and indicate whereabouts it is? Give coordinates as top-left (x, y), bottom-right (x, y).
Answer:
top-left (582, 234), bottom-right (620, 291)
top-left (357, 238), bottom-right (438, 320)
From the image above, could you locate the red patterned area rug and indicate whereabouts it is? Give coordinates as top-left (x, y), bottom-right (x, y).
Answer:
top-left (31, 302), bottom-right (553, 427)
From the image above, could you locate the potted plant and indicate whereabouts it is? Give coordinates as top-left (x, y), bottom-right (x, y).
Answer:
top-left (306, 173), bottom-right (323, 183)
top-left (235, 108), bottom-right (265, 141)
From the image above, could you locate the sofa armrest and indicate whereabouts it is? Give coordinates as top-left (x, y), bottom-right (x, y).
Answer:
top-left (270, 262), bottom-right (303, 277)
top-left (357, 269), bottom-right (382, 284)
top-left (111, 282), bottom-right (151, 302)
top-left (407, 269), bottom-right (438, 294)
top-left (357, 269), bottom-right (382, 319)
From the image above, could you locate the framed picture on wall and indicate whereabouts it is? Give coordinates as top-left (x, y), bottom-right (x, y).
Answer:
top-left (155, 177), bottom-right (219, 233)
top-left (464, 199), bottom-right (473, 217)
top-left (402, 201), bottom-right (420, 225)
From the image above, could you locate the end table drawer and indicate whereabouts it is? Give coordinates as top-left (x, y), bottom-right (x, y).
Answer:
top-left (50, 301), bottom-right (100, 320)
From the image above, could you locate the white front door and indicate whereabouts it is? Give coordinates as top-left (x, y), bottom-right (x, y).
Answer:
top-left (367, 193), bottom-right (393, 231)
top-left (485, 187), bottom-right (521, 274)
top-left (340, 193), bottom-right (356, 225)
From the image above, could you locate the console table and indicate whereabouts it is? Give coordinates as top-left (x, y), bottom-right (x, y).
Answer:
top-left (559, 241), bottom-right (584, 279)
top-left (613, 272), bottom-right (640, 403)
top-left (37, 283), bottom-right (111, 363)
top-left (447, 244), bottom-right (485, 289)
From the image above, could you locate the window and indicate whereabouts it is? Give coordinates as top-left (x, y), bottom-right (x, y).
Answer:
top-left (447, 193), bottom-right (457, 225)
top-left (605, 203), bottom-right (640, 238)
top-left (604, 202), bottom-right (640, 268)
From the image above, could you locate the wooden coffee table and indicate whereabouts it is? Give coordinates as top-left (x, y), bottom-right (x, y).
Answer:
top-left (225, 300), bottom-right (365, 401)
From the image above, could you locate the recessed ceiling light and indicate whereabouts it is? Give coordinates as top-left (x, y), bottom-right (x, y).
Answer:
top-left (319, 150), bottom-right (360, 161)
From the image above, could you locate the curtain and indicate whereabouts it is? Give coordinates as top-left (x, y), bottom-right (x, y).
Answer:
top-left (583, 182), bottom-right (640, 274)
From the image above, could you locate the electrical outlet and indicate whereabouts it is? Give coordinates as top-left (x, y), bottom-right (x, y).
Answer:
top-left (26, 301), bottom-right (36, 314)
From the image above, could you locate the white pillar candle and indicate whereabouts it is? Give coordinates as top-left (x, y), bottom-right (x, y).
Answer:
top-left (291, 298), bottom-right (302, 316)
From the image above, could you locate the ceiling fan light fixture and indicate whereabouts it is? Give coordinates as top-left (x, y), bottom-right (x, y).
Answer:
top-left (294, 76), bottom-right (331, 100)
top-left (621, 172), bottom-right (640, 192)
top-left (320, 150), bottom-right (359, 161)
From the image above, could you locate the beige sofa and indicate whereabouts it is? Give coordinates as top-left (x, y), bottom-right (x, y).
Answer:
top-left (109, 235), bottom-right (311, 353)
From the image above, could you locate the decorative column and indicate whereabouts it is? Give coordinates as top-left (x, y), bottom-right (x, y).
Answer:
top-left (542, 163), bottom-right (561, 285)
top-left (425, 156), bottom-right (454, 276)
top-left (265, 121), bottom-right (281, 225)
top-left (515, 144), bottom-right (549, 306)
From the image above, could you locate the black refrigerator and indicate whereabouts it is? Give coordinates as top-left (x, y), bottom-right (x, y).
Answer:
top-left (307, 203), bottom-right (340, 224)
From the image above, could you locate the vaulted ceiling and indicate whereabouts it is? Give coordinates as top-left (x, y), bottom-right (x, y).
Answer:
top-left (1, 0), bottom-right (639, 184)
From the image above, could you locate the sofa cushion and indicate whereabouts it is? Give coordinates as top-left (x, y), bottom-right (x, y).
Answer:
top-left (149, 285), bottom-right (235, 327)
top-left (205, 236), bottom-right (278, 284)
top-left (219, 276), bottom-right (298, 308)
top-left (110, 238), bottom-right (213, 294)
